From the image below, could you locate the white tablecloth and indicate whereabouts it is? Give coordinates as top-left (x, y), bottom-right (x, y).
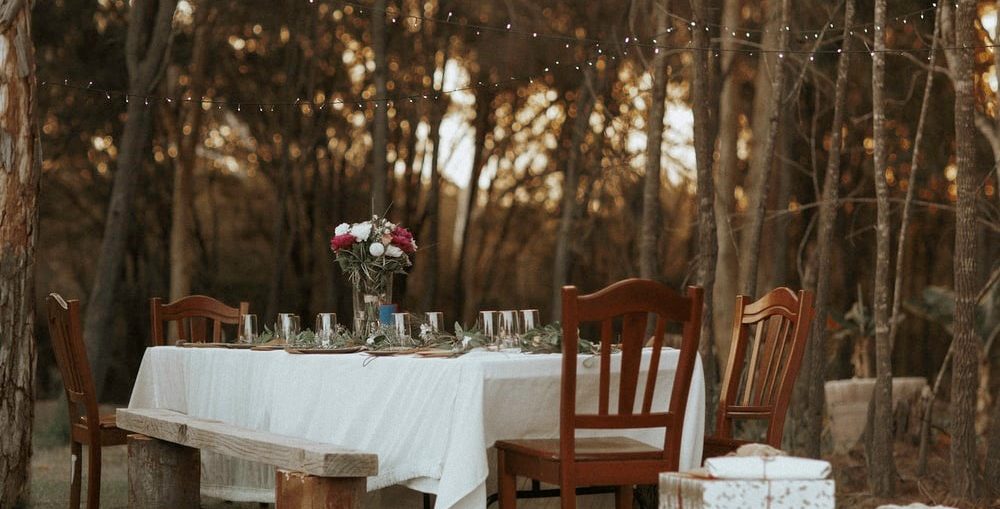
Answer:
top-left (128, 347), bottom-right (705, 508)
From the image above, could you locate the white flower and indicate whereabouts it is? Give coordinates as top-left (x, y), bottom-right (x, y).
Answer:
top-left (385, 245), bottom-right (404, 258)
top-left (462, 335), bottom-right (472, 348)
top-left (351, 222), bottom-right (373, 241)
top-left (366, 335), bottom-right (375, 345)
top-left (334, 223), bottom-right (350, 235)
top-left (369, 242), bottom-right (385, 256)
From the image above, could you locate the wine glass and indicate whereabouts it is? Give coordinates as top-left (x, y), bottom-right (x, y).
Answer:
top-left (426, 312), bottom-right (444, 333)
top-left (237, 314), bottom-right (258, 344)
top-left (277, 313), bottom-right (300, 346)
top-left (315, 313), bottom-right (337, 348)
top-left (478, 311), bottom-right (498, 345)
top-left (393, 312), bottom-right (412, 345)
top-left (520, 309), bottom-right (541, 332)
top-left (498, 310), bottom-right (521, 352)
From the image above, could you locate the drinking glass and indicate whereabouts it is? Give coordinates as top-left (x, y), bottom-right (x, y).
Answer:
top-left (426, 312), bottom-right (444, 333)
top-left (498, 310), bottom-right (521, 352)
top-left (393, 313), bottom-right (413, 344)
top-left (315, 313), bottom-right (338, 348)
top-left (237, 314), bottom-right (258, 344)
top-left (478, 311), bottom-right (498, 344)
top-left (277, 313), bottom-right (300, 346)
top-left (521, 309), bottom-right (541, 332)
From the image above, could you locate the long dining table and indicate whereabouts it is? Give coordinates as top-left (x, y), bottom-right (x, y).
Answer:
top-left (128, 346), bottom-right (705, 508)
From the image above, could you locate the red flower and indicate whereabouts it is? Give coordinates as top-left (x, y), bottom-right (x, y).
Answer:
top-left (390, 226), bottom-right (416, 253)
top-left (330, 233), bottom-right (357, 251)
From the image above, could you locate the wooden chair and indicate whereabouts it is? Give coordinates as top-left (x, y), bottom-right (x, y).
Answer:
top-left (149, 295), bottom-right (248, 346)
top-left (496, 279), bottom-right (704, 509)
top-left (703, 287), bottom-right (815, 459)
top-left (46, 293), bottom-right (128, 509)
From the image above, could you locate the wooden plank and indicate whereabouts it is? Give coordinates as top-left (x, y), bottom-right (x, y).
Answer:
top-left (275, 469), bottom-right (365, 509)
top-left (117, 408), bottom-right (377, 477)
top-left (128, 434), bottom-right (200, 509)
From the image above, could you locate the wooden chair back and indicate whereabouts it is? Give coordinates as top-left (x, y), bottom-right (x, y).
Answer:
top-left (149, 295), bottom-right (248, 346)
top-left (715, 287), bottom-right (815, 446)
top-left (560, 279), bottom-right (703, 472)
top-left (46, 293), bottom-right (100, 431)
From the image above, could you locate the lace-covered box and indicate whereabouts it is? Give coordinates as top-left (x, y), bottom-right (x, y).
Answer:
top-left (659, 472), bottom-right (835, 509)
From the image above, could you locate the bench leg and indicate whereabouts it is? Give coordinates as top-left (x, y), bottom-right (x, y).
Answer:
top-left (275, 469), bottom-right (365, 509)
top-left (127, 434), bottom-right (200, 509)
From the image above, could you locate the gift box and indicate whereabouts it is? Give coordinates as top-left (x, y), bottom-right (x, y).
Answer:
top-left (659, 472), bottom-right (835, 509)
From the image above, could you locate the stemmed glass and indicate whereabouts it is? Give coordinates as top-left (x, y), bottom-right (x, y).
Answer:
top-left (315, 313), bottom-right (337, 348)
top-left (237, 314), bottom-right (258, 344)
top-left (520, 309), bottom-right (540, 332)
top-left (426, 312), bottom-right (444, 333)
top-left (277, 313), bottom-right (300, 346)
top-left (498, 310), bottom-right (521, 352)
top-left (393, 313), bottom-right (413, 345)
top-left (478, 311), bottom-right (498, 346)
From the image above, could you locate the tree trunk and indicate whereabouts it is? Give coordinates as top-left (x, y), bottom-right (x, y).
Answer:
top-left (950, 0), bottom-right (983, 499)
top-left (453, 87), bottom-right (493, 322)
top-left (865, 0), bottom-right (897, 496)
top-left (169, 2), bottom-right (214, 302)
top-left (420, 54), bottom-right (448, 311)
top-left (85, 0), bottom-right (177, 396)
top-left (551, 69), bottom-right (596, 317)
top-left (639, 0), bottom-right (670, 280)
top-left (370, 0), bottom-right (388, 214)
top-left (712, 0), bottom-right (742, 378)
top-left (0, 3), bottom-right (38, 505)
top-left (797, 0), bottom-right (856, 459)
top-left (691, 0), bottom-right (718, 429)
top-left (986, 385), bottom-right (1000, 497)
top-left (739, 0), bottom-right (789, 298)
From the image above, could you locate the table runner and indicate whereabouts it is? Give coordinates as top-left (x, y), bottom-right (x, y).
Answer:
top-left (129, 347), bottom-right (705, 508)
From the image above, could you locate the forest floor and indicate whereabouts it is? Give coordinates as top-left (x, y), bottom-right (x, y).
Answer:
top-left (29, 400), bottom-right (999, 508)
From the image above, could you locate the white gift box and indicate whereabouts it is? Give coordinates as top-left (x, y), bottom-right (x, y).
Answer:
top-left (659, 472), bottom-right (835, 509)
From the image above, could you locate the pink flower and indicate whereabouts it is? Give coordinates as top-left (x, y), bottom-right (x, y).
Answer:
top-left (330, 233), bottom-right (357, 251)
top-left (390, 226), bottom-right (416, 253)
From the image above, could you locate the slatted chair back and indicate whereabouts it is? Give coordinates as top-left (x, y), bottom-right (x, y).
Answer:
top-left (715, 287), bottom-right (815, 446)
top-left (149, 295), bottom-right (248, 346)
top-left (46, 293), bottom-right (100, 431)
top-left (560, 279), bottom-right (703, 473)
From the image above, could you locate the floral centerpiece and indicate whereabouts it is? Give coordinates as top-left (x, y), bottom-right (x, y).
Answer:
top-left (330, 215), bottom-right (417, 335)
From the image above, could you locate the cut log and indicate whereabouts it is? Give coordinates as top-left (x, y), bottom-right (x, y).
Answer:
top-left (275, 469), bottom-right (365, 509)
top-left (127, 434), bottom-right (200, 509)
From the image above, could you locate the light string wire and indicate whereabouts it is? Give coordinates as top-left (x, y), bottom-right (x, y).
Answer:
top-left (39, 1), bottom-right (983, 110)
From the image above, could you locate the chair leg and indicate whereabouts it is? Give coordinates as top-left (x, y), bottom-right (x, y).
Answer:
top-left (497, 451), bottom-right (516, 509)
top-left (85, 445), bottom-right (101, 509)
top-left (70, 441), bottom-right (83, 509)
top-left (615, 485), bottom-right (633, 509)
top-left (559, 482), bottom-right (576, 509)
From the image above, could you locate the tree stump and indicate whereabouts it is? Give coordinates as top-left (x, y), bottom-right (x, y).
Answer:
top-left (275, 469), bottom-right (364, 509)
top-left (128, 434), bottom-right (200, 508)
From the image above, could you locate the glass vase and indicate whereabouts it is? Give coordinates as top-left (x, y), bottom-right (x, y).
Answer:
top-left (351, 273), bottom-right (393, 337)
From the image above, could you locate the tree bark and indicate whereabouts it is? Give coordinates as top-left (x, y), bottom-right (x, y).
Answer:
top-left (370, 0), bottom-right (388, 214)
top-left (169, 2), bottom-right (214, 302)
top-left (739, 0), bottom-right (789, 298)
top-left (950, 0), bottom-right (983, 499)
top-left (798, 0), bottom-right (856, 459)
top-left (865, 0), bottom-right (897, 496)
top-left (0, 2), bottom-right (38, 506)
top-left (419, 50), bottom-right (448, 311)
top-left (639, 0), bottom-right (670, 280)
top-left (454, 86), bottom-right (493, 322)
top-left (712, 0), bottom-right (742, 384)
top-left (84, 0), bottom-right (176, 396)
top-left (691, 0), bottom-right (718, 429)
top-left (551, 69), bottom-right (596, 317)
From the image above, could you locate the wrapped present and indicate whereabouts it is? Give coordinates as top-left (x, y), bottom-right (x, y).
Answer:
top-left (659, 473), bottom-right (835, 509)
top-left (660, 454), bottom-right (835, 509)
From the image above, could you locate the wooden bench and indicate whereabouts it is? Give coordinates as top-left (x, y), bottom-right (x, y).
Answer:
top-left (116, 408), bottom-right (378, 509)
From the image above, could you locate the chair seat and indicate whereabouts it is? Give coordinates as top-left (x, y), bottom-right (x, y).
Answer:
top-left (72, 413), bottom-right (128, 446)
top-left (496, 436), bottom-right (664, 462)
top-left (702, 435), bottom-right (749, 460)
